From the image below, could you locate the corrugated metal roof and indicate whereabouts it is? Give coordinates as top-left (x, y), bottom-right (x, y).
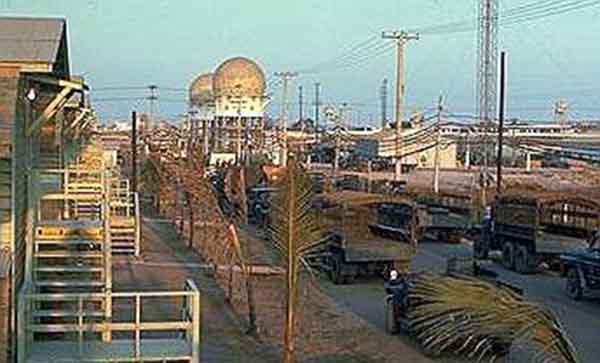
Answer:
top-left (0, 249), bottom-right (10, 279)
top-left (0, 17), bottom-right (65, 63)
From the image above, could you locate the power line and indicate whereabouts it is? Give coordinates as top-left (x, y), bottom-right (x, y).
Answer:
top-left (412, 0), bottom-right (600, 35)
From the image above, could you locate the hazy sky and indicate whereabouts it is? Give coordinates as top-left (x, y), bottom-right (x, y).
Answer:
top-left (2, 0), bottom-right (600, 123)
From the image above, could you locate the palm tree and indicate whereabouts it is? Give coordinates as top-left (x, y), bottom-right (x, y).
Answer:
top-left (269, 158), bottom-right (324, 363)
top-left (409, 274), bottom-right (579, 363)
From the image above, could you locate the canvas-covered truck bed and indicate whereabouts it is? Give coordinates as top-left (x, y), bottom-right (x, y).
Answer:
top-left (486, 192), bottom-right (600, 274)
top-left (409, 187), bottom-right (493, 243)
top-left (315, 191), bottom-right (416, 284)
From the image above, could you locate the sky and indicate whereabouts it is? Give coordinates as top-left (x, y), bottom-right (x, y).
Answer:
top-left (2, 0), bottom-right (600, 124)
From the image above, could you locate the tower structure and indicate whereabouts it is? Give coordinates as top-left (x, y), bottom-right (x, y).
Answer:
top-left (476, 0), bottom-right (499, 177)
top-left (554, 99), bottom-right (569, 125)
top-left (380, 78), bottom-right (388, 128)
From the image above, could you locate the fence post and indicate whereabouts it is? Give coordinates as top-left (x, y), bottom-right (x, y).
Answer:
top-left (193, 290), bottom-right (201, 362)
top-left (135, 295), bottom-right (141, 359)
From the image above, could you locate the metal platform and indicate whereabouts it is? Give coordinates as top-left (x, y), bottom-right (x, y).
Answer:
top-left (26, 339), bottom-right (193, 362)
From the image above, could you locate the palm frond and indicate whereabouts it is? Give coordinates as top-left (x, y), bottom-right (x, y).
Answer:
top-left (409, 274), bottom-right (579, 363)
top-left (269, 159), bottom-right (323, 264)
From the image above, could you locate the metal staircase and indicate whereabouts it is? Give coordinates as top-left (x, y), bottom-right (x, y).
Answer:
top-left (109, 179), bottom-right (140, 255)
top-left (21, 143), bottom-right (197, 363)
top-left (30, 161), bottom-right (112, 341)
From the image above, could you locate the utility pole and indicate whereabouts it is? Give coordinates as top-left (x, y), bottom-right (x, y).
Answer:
top-left (298, 85), bottom-right (303, 122)
top-left (131, 111), bottom-right (138, 195)
top-left (236, 98), bottom-right (243, 165)
top-left (147, 85), bottom-right (158, 130)
top-left (314, 82), bottom-right (320, 144)
top-left (496, 51), bottom-right (507, 195)
top-left (380, 78), bottom-right (388, 129)
top-left (382, 31), bottom-right (419, 180)
top-left (274, 72), bottom-right (298, 167)
top-left (434, 95), bottom-right (444, 194)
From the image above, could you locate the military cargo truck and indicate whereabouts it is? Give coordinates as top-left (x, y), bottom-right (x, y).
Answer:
top-left (476, 193), bottom-right (599, 274)
top-left (315, 191), bottom-right (417, 284)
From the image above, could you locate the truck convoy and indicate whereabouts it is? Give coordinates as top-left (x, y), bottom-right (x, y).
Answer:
top-left (475, 192), bottom-right (600, 274)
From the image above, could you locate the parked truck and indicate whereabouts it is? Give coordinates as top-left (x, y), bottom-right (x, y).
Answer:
top-left (315, 191), bottom-right (418, 284)
top-left (475, 192), bottom-right (600, 274)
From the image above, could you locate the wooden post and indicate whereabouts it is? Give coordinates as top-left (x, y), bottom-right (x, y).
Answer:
top-left (103, 172), bottom-right (113, 342)
top-left (131, 111), bottom-right (138, 194)
top-left (135, 295), bottom-right (141, 359)
top-left (192, 288), bottom-right (201, 362)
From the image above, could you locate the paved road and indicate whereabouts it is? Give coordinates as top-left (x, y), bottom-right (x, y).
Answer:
top-left (321, 241), bottom-right (600, 363)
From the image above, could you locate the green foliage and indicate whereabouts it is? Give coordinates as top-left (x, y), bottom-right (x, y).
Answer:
top-left (409, 274), bottom-right (579, 363)
top-left (269, 159), bottom-right (324, 268)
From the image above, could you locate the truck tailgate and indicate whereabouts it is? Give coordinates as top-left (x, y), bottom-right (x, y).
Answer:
top-left (344, 238), bottom-right (414, 262)
top-left (537, 231), bottom-right (588, 254)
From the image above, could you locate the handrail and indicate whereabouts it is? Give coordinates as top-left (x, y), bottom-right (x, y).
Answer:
top-left (26, 279), bottom-right (201, 362)
top-left (134, 192), bottom-right (141, 256)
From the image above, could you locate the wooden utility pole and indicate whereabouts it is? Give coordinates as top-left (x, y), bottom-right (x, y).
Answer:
top-left (131, 111), bottom-right (137, 194)
top-left (274, 72), bottom-right (298, 167)
top-left (298, 85), bottom-right (303, 122)
top-left (434, 95), bottom-right (444, 194)
top-left (382, 31), bottom-right (419, 180)
top-left (496, 51), bottom-right (507, 195)
top-left (314, 82), bottom-right (320, 144)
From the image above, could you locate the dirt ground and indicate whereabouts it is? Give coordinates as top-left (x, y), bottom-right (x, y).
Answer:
top-left (114, 215), bottom-right (432, 362)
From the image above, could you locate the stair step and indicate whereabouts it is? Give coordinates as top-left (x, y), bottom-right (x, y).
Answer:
top-left (35, 239), bottom-right (102, 246)
top-left (35, 252), bottom-right (104, 258)
top-left (35, 281), bottom-right (104, 287)
top-left (32, 310), bottom-right (104, 318)
top-left (35, 266), bottom-right (103, 273)
top-left (36, 220), bottom-right (103, 229)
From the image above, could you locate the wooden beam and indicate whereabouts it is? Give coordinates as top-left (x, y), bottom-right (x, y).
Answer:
top-left (25, 74), bottom-right (88, 91)
top-left (69, 108), bottom-right (89, 129)
top-left (26, 86), bottom-right (73, 137)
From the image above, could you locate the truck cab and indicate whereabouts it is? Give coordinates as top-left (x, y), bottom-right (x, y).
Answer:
top-left (560, 232), bottom-right (600, 300)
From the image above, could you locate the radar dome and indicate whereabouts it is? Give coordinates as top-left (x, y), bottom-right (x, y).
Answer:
top-left (213, 57), bottom-right (266, 97)
top-left (189, 73), bottom-right (214, 106)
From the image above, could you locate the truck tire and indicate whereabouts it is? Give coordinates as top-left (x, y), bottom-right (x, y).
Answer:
top-left (566, 268), bottom-right (583, 301)
top-left (515, 245), bottom-right (534, 274)
top-left (473, 238), bottom-right (489, 260)
top-left (502, 242), bottom-right (515, 271)
top-left (330, 254), bottom-right (344, 285)
top-left (385, 299), bottom-right (399, 334)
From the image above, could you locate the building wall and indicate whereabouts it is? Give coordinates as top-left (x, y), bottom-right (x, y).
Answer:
top-left (416, 143), bottom-right (458, 169)
top-left (0, 67), bottom-right (66, 362)
top-left (215, 96), bottom-right (264, 118)
top-left (354, 130), bottom-right (458, 169)
top-left (0, 66), bottom-right (19, 363)
top-left (0, 273), bottom-right (9, 363)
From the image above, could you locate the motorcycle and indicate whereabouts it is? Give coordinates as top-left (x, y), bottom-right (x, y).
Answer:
top-left (384, 270), bottom-right (412, 334)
